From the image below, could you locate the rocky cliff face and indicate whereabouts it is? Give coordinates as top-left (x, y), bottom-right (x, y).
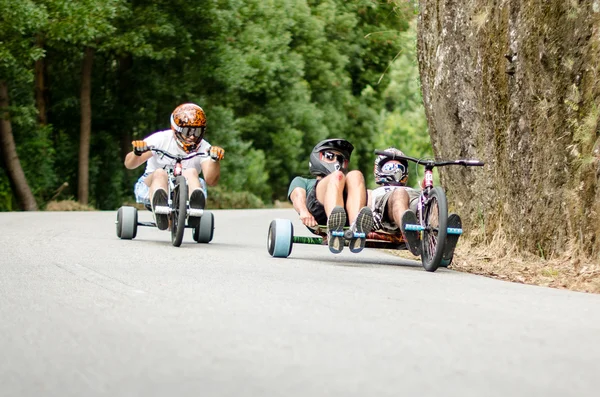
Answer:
top-left (417, 0), bottom-right (600, 258)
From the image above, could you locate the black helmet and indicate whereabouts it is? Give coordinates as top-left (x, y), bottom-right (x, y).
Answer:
top-left (374, 147), bottom-right (408, 186)
top-left (309, 138), bottom-right (354, 176)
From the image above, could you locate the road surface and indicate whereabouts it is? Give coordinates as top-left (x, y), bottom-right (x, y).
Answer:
top-left (1, 209), bottom-right (599, 396)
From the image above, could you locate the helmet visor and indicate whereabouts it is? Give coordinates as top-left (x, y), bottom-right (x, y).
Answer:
top-left (320, 150), bottom-right (348, 169)
top-left (381, 161), bottom-right (406, 174)
top-left (177, 126), bottom-right (205, 138)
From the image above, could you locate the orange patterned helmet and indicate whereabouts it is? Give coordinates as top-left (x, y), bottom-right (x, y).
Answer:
top-left (170, 103), bottom-right (207, 152)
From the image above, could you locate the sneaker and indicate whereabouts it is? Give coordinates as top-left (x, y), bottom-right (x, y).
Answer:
top-left (152, 188), bottom-right (169, 231)
top-left (441, 213), bottom-right (462, 267)
top-left (327, 206), bottom-right (347, 254)
top-left (187, 188), bottom-right (206, 228)
top-left (347, 207), bottom-right (374, 253)
top-left (400, 209), bottom-right (421, 256)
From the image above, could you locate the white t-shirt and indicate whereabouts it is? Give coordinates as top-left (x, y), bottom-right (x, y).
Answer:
top-left (143, 129), bottom-right (211, 174)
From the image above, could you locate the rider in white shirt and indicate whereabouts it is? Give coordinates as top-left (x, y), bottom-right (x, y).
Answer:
top-left (124, 103), bottom-right (225, 230)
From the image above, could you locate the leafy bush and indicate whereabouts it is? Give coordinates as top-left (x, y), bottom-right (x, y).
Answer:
top-left (207, 186), bottom-right (265, 209)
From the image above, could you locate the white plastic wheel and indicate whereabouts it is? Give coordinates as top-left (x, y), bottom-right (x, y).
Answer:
top-left (194, 211), bottom-right (214, 243)
top-left (116, 206), bottom-right (138, 240)
top-left (267, 219), bottom-right (294, 258)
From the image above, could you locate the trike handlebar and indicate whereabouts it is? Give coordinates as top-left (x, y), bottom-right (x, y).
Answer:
top-left (149, 146), bottom-right (208, 161)
top-left (374, 150), bottom-right (485, 168)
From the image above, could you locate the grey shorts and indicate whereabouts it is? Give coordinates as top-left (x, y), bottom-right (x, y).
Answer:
top-left (371, 186), bottom-right (420, 232)
top-left (134, 173), bottom-right (208, 206)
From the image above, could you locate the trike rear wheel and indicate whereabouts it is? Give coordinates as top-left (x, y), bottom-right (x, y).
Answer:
top-left (421, 186), bottom-right (448, 272)
top-left (267, 219), bottom-right (294, 258)
top-left (171, 176), bottom-right (188, 247)
top-left (193, 210), bottom-right (214, 243)
top-left (116, 206), bottom-right (138, 240)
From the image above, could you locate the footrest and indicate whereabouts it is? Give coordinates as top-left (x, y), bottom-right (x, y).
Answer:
top-left (154, 205), bottom-right (171, 215)
top-left (344, 230), bottom-right (366, 239)
top-left (405, 224), bottom-right (424, 232)
top-left (188, 208), bottom-right (204, 217)
top-left (447, 227), bottom-right (463, 235)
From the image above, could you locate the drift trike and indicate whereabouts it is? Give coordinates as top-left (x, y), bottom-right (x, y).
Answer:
top-left (267, 151), bottom-right (484, 272)
top-left (116, 146), bottom-right (214, 247)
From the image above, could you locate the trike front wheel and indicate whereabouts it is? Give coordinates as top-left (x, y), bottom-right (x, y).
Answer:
top-left (171, 176), bottom-right (188, 247)
top-left (420, 186), bottom-right (448, 272)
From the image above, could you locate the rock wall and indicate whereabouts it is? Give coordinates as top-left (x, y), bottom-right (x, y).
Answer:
top-left (417, 0), bottom-right (600, 258)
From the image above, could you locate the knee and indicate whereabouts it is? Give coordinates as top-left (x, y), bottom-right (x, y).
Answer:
top-left (346, 170), bottom-right (365, 185)
top-left (389, 190), bottom-right (409, 211)
top-left (152, 169), bottom-right (168, 181)
top-left (328, 170), bottom-right (346, 186)
top-left (391, 189), bottom-right (408, 201)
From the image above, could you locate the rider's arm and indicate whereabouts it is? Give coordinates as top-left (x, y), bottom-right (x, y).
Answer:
top-left (124, 151), bottom-right (153, 169)
top-left (290, 187), bottom-right (317, 227)
top-left (201, 159), bottom-right (220, 186)
top-left (290, 187), bottom-right (309, 213)
top-left (288, 177), bottom-right (318, 227)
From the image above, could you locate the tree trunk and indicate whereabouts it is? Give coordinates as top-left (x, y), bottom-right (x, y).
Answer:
top-left (34, 35), bottom-right (47, 125)
top-left (0, 81), bottom-right (38, 210)
top-left (417, 0), bottom-right (600, 259)
top-left (118, 54), bottom-right (133, 158)
top-left (78, 46), bottom-right (94, 205)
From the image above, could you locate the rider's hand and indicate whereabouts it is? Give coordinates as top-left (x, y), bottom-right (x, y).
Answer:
top-left (132, 140), bottom-right (149, 156)
top-left (209, 146), bottom-right (225, 162)
top-left (299, 210), bottom-right (317, 228)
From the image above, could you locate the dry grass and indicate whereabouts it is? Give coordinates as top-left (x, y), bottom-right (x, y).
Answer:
top-left (45, 200), bottom-right (96, 211)
top-left (450, 242), bottom-right (600, 294)
top-left (388, 231), bottom-right (600, 294)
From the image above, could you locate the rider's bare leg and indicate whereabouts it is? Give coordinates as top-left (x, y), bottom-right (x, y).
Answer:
top-left (344, 170), bottom-right (367, 224)
top-left (387, 188), bottom-right (411, 226)
top-left (315, 171), bottom-right (346, 218)
top-left (145, 169), bottom-right (168, 199)
top-left (392, 188), bottom-right (421, 255)
top-left (146, 169), bottom-right (169, 230)
top-left (182, 168), bottom-right (201, 193)
top-left (183, 168), bottom-right (205, 227)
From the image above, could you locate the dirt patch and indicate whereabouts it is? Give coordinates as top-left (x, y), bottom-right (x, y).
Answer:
top-left (450, 244), bottom-right (600, 294)
top-left (45, 200), bottom-right (96, 211)
top-left (387, 240), bottom-right (600, 294)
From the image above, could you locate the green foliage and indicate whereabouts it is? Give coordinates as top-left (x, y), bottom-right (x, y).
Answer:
top-left (0, 0), bottom-right (47, 81)
top-left (0, 0), bottom-right (430, 210)
top-left (0, 169), bottom-right (16, 211)
top-left (42, 0), bottom-right (121, 46)
top-left (372, 19), bottom-right (432, 188)
top-left (207, 186), bottom-right (265, 209)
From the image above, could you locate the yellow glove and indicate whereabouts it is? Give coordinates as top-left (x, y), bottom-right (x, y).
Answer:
top-left (209, 146), bottom-right (225, 162)
top-left (132, 140), bottom-right (149, 156)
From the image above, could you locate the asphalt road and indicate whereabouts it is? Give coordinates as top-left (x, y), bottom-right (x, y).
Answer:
top-left (1, 209), bottom-right (599, 397)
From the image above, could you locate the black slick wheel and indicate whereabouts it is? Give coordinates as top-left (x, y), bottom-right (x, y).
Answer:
top-left (171, 176), bottom-right (188, 247)
top-left (420, 186), bottom-right (448, 272)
